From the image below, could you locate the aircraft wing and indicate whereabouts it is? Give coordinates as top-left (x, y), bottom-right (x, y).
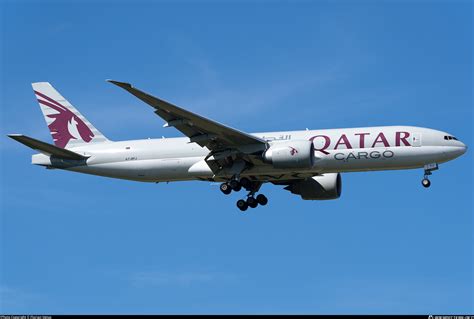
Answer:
top-left (108, 80), bottom-right (267, 154)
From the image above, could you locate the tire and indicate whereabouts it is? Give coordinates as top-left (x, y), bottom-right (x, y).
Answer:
top-left (220, 183), bottom-right (232, 195)
top-left (422, 178), bottom-right (431, 188)
top-left (256, 194), bottom-right (268, 206)
top-left (247, 196), bottom-right (258, 208)
top-left (236, 199), bottom-right (248, 211)
top-left (230, 180), bottom-right (242, 192)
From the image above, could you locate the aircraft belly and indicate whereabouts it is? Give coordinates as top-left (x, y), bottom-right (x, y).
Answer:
top-left (67, 146), bottom-right (451, 182)
top-left (144, 157), bottom-right (204, 181)
top-left (70, 157), bottom-right (202, 182)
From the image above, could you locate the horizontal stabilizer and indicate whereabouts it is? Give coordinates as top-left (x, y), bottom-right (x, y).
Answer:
top-left (8, 134), bottom-right (88, 160)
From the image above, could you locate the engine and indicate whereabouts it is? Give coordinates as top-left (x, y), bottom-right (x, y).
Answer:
top-left (263, 140), bottom-right (314, 169)
top-left (284, 173), bottom-right (342, 200)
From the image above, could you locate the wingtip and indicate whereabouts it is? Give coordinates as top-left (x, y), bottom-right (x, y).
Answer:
top-left (7, 134), bottom-right (24, 141)
top-left (106, 79), bottom-right (132, 89)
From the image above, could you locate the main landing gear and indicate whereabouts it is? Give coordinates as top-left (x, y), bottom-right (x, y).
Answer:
top-left (219, 177), bottom-right (268, 211)
top-left (219, 182), bottom-right (232, 195)
top-left (236, 194), bottom-right (268, 211)
top-left (421, 163), bottom-right (438, 188)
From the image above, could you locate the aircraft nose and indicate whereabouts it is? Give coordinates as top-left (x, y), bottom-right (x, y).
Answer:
top-left (460, 142), bottom-right (468, 155)
top-left (452, 142), bottom-right (467, 157)
top-left (442, 140), bottom-right (467, 160)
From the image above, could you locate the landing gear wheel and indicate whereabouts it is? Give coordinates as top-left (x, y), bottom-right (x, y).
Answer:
top-left (422, 178), bottom-right (431, 188)
top-left (236, 199), bottom-right (248, 211)
top-left (229, 180), bottom-right (242, 192)
top-left (256, 194), bottom-right (268, 206)
top-left (247, 196), bottom-right (258, 208)
top-left (421, 163), bottom-right (437, 189)
top-left (220, 183), bottom-right (232, 195)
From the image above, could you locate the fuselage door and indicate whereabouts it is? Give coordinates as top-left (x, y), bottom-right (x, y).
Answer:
top-left (412, 133), bottom-right (422, 147)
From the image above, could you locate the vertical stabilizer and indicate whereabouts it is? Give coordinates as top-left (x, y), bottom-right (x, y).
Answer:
top-left (32, 82), bottom-right (109, 148)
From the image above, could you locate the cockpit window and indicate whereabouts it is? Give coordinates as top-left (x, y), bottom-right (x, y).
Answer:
top-left (444, 135), bottom-right (458, 141)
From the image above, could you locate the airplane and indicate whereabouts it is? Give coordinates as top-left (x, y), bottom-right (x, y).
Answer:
top-left (8, 81), bottom-right (467, 211)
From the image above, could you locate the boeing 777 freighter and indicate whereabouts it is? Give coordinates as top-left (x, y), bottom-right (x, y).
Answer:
top-left (8, 81), bottom-right (467, 211)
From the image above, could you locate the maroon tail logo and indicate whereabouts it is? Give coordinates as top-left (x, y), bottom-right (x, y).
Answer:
top-left (289, 146), bottom-right (298, 156)
top-left (35, 91), bottom-right (94, 148)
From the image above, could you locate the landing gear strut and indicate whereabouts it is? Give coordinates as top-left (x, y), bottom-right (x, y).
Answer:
top-left (236, 182), bottom-right (268, 211)
top-left (421, 163), bottom-right (438, 188)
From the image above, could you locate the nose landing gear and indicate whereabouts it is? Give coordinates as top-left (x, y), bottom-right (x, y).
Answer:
top-left (421, 163), bottom-right (438, 188)
top-left (421, 178), bottom-right (431, 188)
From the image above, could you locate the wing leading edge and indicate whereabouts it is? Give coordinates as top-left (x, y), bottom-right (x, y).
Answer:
top-left (107, 80), bottom-right (267, 154)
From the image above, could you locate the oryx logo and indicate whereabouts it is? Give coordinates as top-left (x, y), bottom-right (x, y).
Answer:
top-left (34, 90), bottom-right (94, 148)
top-left (289, 146), bottom-right (298, 156)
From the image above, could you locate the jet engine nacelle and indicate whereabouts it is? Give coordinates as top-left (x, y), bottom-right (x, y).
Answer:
top-left (284, 173), bottom-right (342, 200)
top-left (263, 140), bottom-right (314, 169)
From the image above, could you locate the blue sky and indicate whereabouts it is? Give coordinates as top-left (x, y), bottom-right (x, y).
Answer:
top-left (0, 0), bottom-right (472, 314)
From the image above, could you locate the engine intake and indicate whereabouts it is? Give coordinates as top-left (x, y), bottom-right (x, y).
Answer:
top-left (263, 140), bottom-right (314, 169)
top-left (284, 173), bottom-right (342, 200)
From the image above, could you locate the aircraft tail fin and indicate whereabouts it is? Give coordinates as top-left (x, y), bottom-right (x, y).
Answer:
top-left (32, 82), bottom-right (109, 149)
top-left (7, 134), bottom-right (88, 160)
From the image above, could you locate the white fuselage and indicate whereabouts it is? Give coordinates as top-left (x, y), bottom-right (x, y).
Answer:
top-left (32, 125), bottom-right (467, 183)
